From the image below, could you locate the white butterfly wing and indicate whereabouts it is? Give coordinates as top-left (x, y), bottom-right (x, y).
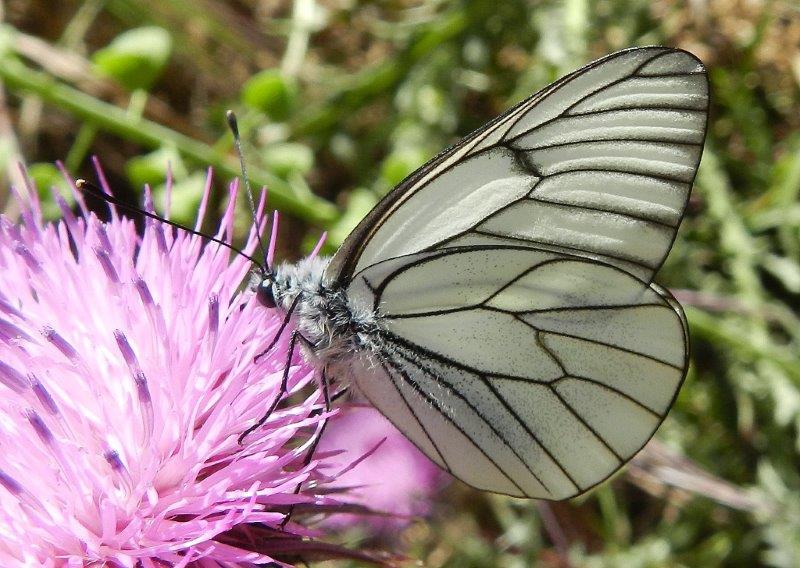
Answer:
top-left (324, 47), bottom-right (706, 498)
top-left (346, 247), bottom-right (688, 499)
top-left (325, 47), bottom-right (708, 284)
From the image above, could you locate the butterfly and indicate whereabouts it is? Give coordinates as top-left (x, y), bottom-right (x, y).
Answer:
top-left (250, 46), bottom-right (708, 500)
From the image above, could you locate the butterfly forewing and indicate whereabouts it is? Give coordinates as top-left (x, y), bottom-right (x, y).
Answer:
top-left (326, 47), bottom-right (706, 499)
top-left (326, 46), bottom-right (708, 285)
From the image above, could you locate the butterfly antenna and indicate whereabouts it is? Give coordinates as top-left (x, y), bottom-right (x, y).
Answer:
top-left (75, 179), bottom-right (265, 271)
top-left (226, 111), bottom-right (270, 274)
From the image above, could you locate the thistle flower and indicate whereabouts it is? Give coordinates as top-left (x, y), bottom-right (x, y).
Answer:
top-left (0, 168), bottom-right (381, 567)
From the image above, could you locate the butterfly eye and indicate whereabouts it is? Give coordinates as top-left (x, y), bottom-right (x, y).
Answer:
top-left (256, 280), bottom-right (276, 308)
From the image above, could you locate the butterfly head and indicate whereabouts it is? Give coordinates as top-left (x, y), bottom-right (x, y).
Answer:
top-left (255, 271), bottom-right (277, 308)
top-left (252, 256), bottom-right (331, 316)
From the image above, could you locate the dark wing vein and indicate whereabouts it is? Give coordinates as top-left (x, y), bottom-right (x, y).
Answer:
top-left (388, 340), bottom-right (566, 494)
top-left (470, 230), bottom-right (654, 271)
top-left (382, 327), bottom-right (548, 384)
top-left (385, 347), bottom-right (537, 494)
top-left (566, 106), bottom-right (707, 118)
top-left (514, 314), bottom-right (683, 370)
top-left (548, 387), bottom-right (624, 462)
top-left (377, 359), bottom-right (451, 472)
top-left (512, 302), bottom-right (670, 315)
top-left (551, 374), bottom-right (662, 417)
top-left (525, 196), bottom-right (675, 228)
top-left (511, 137), bottom-right (704, 153)
top-left (535, 329), bottom-right (566, 374)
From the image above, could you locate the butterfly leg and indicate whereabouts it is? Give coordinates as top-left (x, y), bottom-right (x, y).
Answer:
top-left (253, 294), bottom-right (302, 363)
top-left (301, 365), bottom-right (333, 471)
top-left (279, 357), bottom-right (334, 528)
top-left (329, 383), bottom-right (349, 403)
top-left (238, 328), bottom-right (301, 444)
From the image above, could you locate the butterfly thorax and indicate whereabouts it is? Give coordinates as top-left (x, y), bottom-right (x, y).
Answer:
top-left (269, 256), bottom-right (381, 368)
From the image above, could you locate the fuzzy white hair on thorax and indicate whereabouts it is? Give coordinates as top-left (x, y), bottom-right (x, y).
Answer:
top-left (267, 256), bottom-right (380, 370)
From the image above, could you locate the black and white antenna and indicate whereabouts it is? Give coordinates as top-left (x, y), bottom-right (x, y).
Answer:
top-left (225, 111), bottom-right (270, 272)
top-left (75, 179), bottom-right (266, 272)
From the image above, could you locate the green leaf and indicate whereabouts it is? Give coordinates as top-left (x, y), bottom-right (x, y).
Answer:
top-left (125, 147), bottom-right (187, 188)
top-left (762, 254), bottom-right (800, 293)
top-left (92, 26), bottom-right (172, 91)
top-left (262, 142), bottom-right (314, 177)
top-left (380, 147), bottom-right (428, 188)
top-left (326, 187), bottom-right (378, 248)
top-left (241, 70), bottom-right (298, 121)
top-left (0, 23), bottom-right (15, 58)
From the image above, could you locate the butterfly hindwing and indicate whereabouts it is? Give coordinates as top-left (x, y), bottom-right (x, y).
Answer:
top-left (347, 246), bottom-right (688, 499)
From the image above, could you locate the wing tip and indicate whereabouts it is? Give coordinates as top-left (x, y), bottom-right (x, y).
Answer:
top-left (644, 45), bottom-right (707, 74)
top-left (670, 47), bottom-right (707, 72)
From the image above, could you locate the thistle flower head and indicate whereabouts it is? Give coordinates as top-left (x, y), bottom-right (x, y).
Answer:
top-left (0, 168), bottom-right (367, 566)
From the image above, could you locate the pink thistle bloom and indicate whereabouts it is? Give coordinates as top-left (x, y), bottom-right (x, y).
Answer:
top-left (0, 168), bottom-right (382, 567)
top-left (318, 405), bottom-right (446, 533)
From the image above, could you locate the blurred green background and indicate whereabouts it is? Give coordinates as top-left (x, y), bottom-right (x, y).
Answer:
top-left (1, 0), bottom-right (799, 566)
